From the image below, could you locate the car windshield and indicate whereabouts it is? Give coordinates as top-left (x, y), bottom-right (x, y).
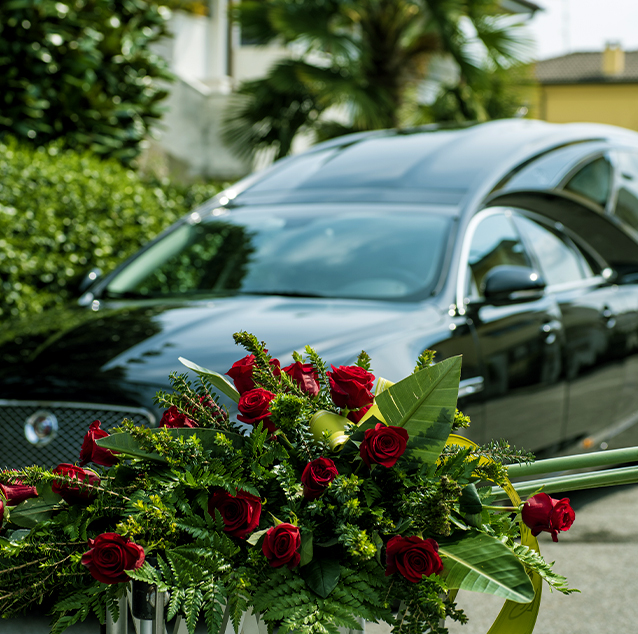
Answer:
top-left (104, 206), bottom-right (452, 301)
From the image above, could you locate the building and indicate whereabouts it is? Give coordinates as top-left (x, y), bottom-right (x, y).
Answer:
top-left (535, 45), bottom-right (638, 132)
top-left (149, 0), bottom-right (541, 181)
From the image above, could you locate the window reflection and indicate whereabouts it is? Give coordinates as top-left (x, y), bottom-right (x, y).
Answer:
top-left (105, 209), bottom-right (452, 301)
top-left (515, 216), bottom-right (591, 286)
top-left (613, 151), bottom-right (638, 231)
top-left (564, 156), bottom-right (612, 207)
top-left (468, 213), bottom-right (530, 297)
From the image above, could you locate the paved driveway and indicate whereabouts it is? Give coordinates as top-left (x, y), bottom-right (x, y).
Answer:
top-left (447, 482), bottom-right (638, 634)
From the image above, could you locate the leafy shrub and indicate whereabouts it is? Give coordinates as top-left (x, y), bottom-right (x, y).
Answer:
top-left (0, 0), bottom-right (172, 163)
top-left (0, 136), bottom-right (225, 319)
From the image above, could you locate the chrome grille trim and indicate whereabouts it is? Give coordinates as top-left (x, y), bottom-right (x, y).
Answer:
top-left (0, 400), bottom-right (155, 469)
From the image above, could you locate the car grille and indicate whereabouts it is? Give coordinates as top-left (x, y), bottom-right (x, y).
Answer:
top-left (0, 400), bottom-right (156, 469)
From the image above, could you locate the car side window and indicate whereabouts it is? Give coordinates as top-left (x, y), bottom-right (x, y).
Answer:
top-left (612, 151), bottom-right (638, 231)
top-left (467, 212), bottom-right (531, 298)
top-left (514, 215), bottom-right (592, 286)
top-left (563, 155), bottom-right (612, 207)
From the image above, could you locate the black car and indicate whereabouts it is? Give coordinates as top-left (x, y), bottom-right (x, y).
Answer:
top-left (5, 118), bottom-right (638, 469)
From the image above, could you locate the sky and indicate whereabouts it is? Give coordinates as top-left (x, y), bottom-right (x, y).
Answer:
top-left (525, 0), bottom-right (638, 60)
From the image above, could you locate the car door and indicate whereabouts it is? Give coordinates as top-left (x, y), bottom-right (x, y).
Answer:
top-left (460, 209), bottom-right (566, 453)
top-left (512, 211), bottom-right (636, 451)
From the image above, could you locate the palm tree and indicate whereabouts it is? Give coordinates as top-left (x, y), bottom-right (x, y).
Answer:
top-left (222, 0), bottom-right (534, 162)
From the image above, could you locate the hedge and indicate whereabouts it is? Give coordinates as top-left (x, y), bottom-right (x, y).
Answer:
top-left (0, 136), bottom-right (225, 319)
top-left (0, 0), bottom-right (172, 163)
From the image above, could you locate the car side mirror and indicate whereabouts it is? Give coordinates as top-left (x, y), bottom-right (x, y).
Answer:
top-left (482, 265), bottom-right (546, 304)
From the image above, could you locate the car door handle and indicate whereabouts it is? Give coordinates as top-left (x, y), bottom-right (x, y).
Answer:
top-left (541, 319), bottom-right (561, 345)
top-left (601, 307), bottom-right (616, 329)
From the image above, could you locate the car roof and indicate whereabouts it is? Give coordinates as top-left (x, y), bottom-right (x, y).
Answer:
top-left (230, 119), bottom-right (638, 209)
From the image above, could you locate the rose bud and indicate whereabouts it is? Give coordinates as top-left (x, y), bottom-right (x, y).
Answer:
top-left (385, 535), bottom-right (444, 582)
top-left (208, 489), bottom-right (262, 539)
top-left (79, 420), bottom-right (119, 467)
top-left (226, 353), bottom-right (281, 394)
top-left (262, 523), bottom-right (301, 569)
top-left (81, 532), bottom-right (145, 584)
top-left (522, 492), bottom-right (575, 542)
top-left (237, 388), bottom-right (277, 433)
top-left (159, 405), bottom-right (198, 428)
top-left (0, 499), bottom-right (4, 527)
top-left (327, 365), bottom-right (375, 410)
top-left (0, 479), bottom-right (38, 506)
top-left (52, 464), bottom-right (100, 504)
top-left (301, 457), bottom-right (338, 500)
top-left (359, 423), bottom-right (409, 468)
top-left (282, 361), bottom-right (320, 397)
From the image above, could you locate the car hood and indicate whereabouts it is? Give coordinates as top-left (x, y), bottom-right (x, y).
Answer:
top-left (0, 295), bottom-right (443, 403)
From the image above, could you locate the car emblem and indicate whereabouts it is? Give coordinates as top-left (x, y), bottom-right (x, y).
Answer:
top-left (24, 410), bottom-right (59, 446)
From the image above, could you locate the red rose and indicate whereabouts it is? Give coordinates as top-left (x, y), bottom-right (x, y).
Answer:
top-left (385, 535), bottom-right (443, 583)
top-left (359, 423), bottom-right (408, 468)
top-left (282, 361), bottom-right (320, 397)
top-left (262, 523), bottom-right (301, 569)
top-left (0, 479), bottom-right (38, 506)
top-left (226, 353), bottom-right (281, 394)
top-left (79, 420), bottom-right (119, 467)
top-left (208, 489), bottom-right (262, 539)
top-left (301, 457), bottom-right (338, 500)
top-left (159, 405), bottom-right (198, 428)
top-left (327, 365), bottom-right (375, 410)
top-left (52, 464), bottom-right (100, 504)
top-left (81, 532), bottom-right (145, 584)
top-left (347, 403), bottom-right (372, 424)
top-left (237, 388), bottom-right (277, 432)
top-left (522, 493), bottom-right (575, 542)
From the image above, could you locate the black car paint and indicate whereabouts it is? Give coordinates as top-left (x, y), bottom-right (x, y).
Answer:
top-left (4, 119), bottom-right (638, 468)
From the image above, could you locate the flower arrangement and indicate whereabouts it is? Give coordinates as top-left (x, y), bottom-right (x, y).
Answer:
top-left (1, 331), bottom-right (637, 634)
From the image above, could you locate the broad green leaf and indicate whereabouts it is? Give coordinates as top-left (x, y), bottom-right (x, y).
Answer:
top-left (246, 529), bottom-right (269, 547)
top-left (374, 356), bottom-right (461, 465)
top-left (97, 428), bottom-right (245, 462)
top-left (96, 433), bottom-right (166, 462)
top-left (459, 483), bottom-right (483, 514)
top-left (179, 357), bottom-right (240, 403)
top-left (9, 497), bottom-right (62, 529)
top-left (439, 532), bottom-right (535, 603)
top-left (36, 481), bottom-right (65, 505)
top-left (300, 556), bottom-right (341, 598)
top-left (299, 530), bottom-right (313, 567)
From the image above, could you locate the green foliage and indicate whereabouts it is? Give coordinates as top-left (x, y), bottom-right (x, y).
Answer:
top-left (508, 543), bottom-right (579, 596)
top-left (0, 0), bottom-right (172, 163)
top-left (0, 136), bottom-right (223, 320)
top-left (223, 0), bottom-right (536, 161)
top-left (0, 334), bottom-right (568, 633)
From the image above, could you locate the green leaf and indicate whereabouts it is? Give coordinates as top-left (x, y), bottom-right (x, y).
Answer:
top-left (374, 355), bottom-right (461, 465)
top-left (300, 556), bottom-right (341, 599)
top-left (97, 428), bottom-right (245, 462)
top-left (299, 530), bottom-right (313, 567)
top-left (459, 483), bottom-right (483, 514)
top-left (439, 531), bottom-right (535, 603)
top-left (96, 433), bottom-right (166, 463)
top-left (179, 357), bottom-right (240, 403)
top-left (9, 497), bottom-right (62, 529)
top-left (246, 529), bottom-right (269, 547)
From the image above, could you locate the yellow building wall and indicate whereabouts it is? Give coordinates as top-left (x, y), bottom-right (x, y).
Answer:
top-left (537, 83), bottom-right (638, 132)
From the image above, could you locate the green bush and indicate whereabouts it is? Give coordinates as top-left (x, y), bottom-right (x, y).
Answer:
top-left (0, 136), bottom-right (225, 319)
top-left (0, 0), bottom-right (172, 163)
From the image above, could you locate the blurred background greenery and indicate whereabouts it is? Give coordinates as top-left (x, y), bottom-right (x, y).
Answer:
top-left (0, 0), bottom-right (536, 321)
